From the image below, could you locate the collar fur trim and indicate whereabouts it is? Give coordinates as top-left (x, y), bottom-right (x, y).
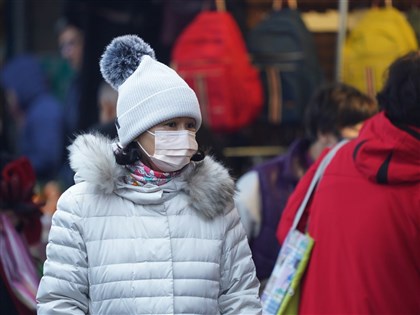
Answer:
top-left (68, 133), bottom-right (234, 218)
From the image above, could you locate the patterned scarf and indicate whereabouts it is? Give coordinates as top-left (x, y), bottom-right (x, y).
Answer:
top-left (124, 160), bottom-right (180, 186)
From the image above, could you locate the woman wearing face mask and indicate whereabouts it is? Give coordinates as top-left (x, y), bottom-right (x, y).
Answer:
top-left (36, 35), bottom-right (262, 315)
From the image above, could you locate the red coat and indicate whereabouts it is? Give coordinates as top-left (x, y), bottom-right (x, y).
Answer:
top-left (277, 112), bottom-right (420, 314)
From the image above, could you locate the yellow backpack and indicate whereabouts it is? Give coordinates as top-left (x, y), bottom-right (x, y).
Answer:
top-left (341, 7), bottom-right (418, 97)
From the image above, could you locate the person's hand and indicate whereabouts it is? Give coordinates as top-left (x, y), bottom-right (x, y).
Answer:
top-left (41, 181), bottom-right (61, 214)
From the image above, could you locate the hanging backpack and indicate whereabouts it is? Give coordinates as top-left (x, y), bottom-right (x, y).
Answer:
top-left (171, 0), bottom-right (264, 133)
top-left (405, 7), bottom-right (420, 46)
top-left (247, 0), bottom-right (324, 125)
top-left (341, 5), bottom-right (418, 97)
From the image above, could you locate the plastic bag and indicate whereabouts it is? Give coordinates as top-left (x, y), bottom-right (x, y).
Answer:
top-left (0, 213), bottom-right (39, 310)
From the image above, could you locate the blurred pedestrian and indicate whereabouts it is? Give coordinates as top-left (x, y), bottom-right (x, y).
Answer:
top-left (277, 51), bottom-right (420, 314)
top-left (235, 82), bottom-right (377, 288)
top-left (0, 55), bottom-right (64, 184)
top-left (55, 16), bottom-right (85, 189)
top-left (36, 35), bottom-right (261, 315)
top-left (89, 80), bottom-right (118, 139)
top-left (56, 16), bottom-right (84, 139)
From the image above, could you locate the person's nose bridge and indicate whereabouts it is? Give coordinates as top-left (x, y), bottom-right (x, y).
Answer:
top-left (176, 120), bottom-right (189, 131)
top-left (179, 118), bottom-right (197, 131)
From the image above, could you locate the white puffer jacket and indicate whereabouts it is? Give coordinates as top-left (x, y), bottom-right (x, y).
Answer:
top-left (36, 134), bottom-right (261, 315)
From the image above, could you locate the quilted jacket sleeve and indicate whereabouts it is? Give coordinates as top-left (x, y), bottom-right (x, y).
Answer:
top-left (219, 205), bottom-right (262, 315)
top-left (36, 189), bottom-right (89, 314)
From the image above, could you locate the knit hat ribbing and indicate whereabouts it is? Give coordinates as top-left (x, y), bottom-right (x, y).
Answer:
top-left (99, 35), bottom-right (202, 148)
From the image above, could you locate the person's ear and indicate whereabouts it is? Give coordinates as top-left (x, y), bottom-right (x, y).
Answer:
top-left (340, 123), bottom-right (364, 139)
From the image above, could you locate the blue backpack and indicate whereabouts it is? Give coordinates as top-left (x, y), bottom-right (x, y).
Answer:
top-left (247, 7), bottom-right (324, 125)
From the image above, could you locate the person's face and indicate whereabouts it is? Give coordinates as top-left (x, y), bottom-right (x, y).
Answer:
top-left (340, 122), bottom-right (364, 139)
top-left (136, 117), bottom-right (197, 167)
top-left (58, 26), bottom-right (84, 71)
top-left (99, 100), bottom-right (117, 124)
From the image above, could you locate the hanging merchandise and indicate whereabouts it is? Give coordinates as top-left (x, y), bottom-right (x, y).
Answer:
top-left (247, 0), bottom-right (324, 125)
top-left (171, 0), bottom-right (264, 133)
top-left (406, 7), bottom-right (420, 46)
top-left (341, 3), bottom-right (418, 97)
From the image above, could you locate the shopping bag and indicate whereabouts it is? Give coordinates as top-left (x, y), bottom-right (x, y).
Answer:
top-left (262, 230), bottom-right (313, 315)
top-left (0, 213), bottom-right (39, 310)
top-left (261, 140), bottom-right (348, 314)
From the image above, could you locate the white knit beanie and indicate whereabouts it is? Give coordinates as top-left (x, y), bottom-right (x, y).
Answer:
top-left (99, 35), bottom-right (202, 148)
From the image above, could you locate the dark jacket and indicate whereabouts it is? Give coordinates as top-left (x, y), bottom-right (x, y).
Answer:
top-left (251, 139), bottom-right (312, 281)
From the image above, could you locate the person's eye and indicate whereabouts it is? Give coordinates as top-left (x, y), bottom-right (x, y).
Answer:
top-left (187, 122), bottom-right (196, 130)
top-left (166, 121), bottom-right (177, 128)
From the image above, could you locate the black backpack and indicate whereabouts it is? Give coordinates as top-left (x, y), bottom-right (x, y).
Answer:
top-left (247, 6), bottom-right (324, 125)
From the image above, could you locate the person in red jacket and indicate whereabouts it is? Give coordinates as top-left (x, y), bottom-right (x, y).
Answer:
top-left (276, 51), bottom-right (420, 314)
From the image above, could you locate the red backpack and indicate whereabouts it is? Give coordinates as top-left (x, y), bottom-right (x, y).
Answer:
top-left (171, 6), bottom-right (263, 132)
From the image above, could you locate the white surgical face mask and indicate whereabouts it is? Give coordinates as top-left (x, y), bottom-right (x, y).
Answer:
top-left (138, 130), bottom-right (198, 172)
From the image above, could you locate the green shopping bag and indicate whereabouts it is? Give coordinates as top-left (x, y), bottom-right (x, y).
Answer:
top-left (261, 229), bottom-right (313, 315)
top-left (277, 232), bottom-right (313, 315)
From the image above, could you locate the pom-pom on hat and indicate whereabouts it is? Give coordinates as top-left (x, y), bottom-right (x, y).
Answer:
top-left (100, 35), bottom-right (202, 148)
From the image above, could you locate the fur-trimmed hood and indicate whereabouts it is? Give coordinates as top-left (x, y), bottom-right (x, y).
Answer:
top-left (68, 133), bottom-right (235, 219)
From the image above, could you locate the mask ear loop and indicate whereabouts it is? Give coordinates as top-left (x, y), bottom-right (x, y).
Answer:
top-left (136, 141), bottom-right (152, 158)
top-left (137, 130), bottom-right (156, 158)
